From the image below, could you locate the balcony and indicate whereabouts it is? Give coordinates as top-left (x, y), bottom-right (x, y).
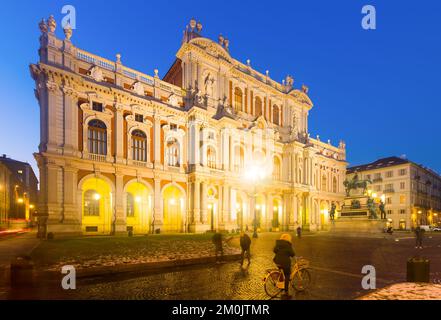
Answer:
top-left (372, 177), bottom-right (383, 183)
top-left (384, 188), bottom-right (395, 193)
top-left (87, 153), bottom-right (106, 162)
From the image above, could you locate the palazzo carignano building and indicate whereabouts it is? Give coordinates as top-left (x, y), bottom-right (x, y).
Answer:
top-left (30, 16), bottom-right (347, 235)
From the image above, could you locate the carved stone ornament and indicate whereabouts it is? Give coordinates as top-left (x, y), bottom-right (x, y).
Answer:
top-left (168, 94), bottom-right (179, 107)
top-left (39, 19), bottom-right (48, 33)
top-left (64, 25), bottom-right (73, 41)
top-left (90, 66), bottom-right (104, 82)
top-left (133, 82), bottom-right (144, 96)
top-left (47, 15), bottom-right (56, 33)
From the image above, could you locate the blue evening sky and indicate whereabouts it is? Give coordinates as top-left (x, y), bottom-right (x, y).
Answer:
top-left (0, 0), bottom-right (440, 179)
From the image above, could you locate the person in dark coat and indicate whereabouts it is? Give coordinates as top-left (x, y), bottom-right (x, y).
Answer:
top-left (273, 234), bottom-right (295, 297)
top-left (296, 226), bottom-right (302, 238)
top-left (239, 231), bottom-right (251, 266)
top-left (212, 232), bottom-right (224, 262)
top-left (415, 226), bottom-right (424, 249)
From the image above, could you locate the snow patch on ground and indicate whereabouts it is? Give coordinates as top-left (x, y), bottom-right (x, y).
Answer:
top-left (359, 283), bottom-right (441, 300)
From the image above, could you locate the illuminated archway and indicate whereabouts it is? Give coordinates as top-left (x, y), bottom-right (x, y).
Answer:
top-left (320, 201), bottom-right (329, 229)
top-left (272, 198), bottom-right (282, 230)
top-left (206, 187), bottom-right (218, 231)
top-left (80, 176), bottom-right (112, 234)
top-left (162, 184), bottom-right (185, 233)
top-left (124, 180), bottom-right (152, 234)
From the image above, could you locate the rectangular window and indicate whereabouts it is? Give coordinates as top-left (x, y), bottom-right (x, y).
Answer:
top-left (400, 209), bottom-right (406, 215)
top-left (387, 210), bottom-right (393, 215)
top-left (386, 197), bottom-right (392, 204)
top-left (386, 171), bottom-right (394, 178)
top-left (374, 185), bottom-right (382, 192)
top-left (400, 182), bottom-right (405, 189)
top-left (399, 169), bottom-right (407, 176)
top-left (135, 114), bottom-right (143, 123)
top-left (92, 102), bottom-right (103, 112)
top-left (400, 195), bottom-right (406, 204)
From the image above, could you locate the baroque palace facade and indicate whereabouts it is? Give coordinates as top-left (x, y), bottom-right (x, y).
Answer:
top-left (30, 16), bottom-right (347, 235)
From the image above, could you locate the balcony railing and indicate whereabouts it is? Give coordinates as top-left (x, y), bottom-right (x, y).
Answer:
top-left (372, 177), bottom-right (383, 182)
top-left (88, 153), bottom-right (106, 162)
top-left (384, 188), bottom-right (395, 193)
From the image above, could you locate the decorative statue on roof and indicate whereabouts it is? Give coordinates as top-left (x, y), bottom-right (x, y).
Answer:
top-left (301, 84), bottom-right (309, 94)
top-left (204, 73), bottom-right (215, 98)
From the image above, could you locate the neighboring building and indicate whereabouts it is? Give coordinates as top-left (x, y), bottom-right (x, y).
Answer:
top-left (30, 16), bottom-right (347, 236)
top-left (347, 156), bottom-right (441, 230)
top-left (0, 162), bottom-right (11, 229)
top-left (0, 155), bottom-right (39, 223)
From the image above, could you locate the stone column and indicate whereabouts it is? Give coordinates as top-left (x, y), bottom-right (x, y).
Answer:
top-left (62, 88), bottom-right (78, 156)
top-left (267, 193), bottom-right (273, 231)
top-left (46, 163), bottom-right (60, 228)
top-left (115, 105), bottom-right (124, 164)
top-left (222, 184), bottom-right (230, 228)
top-left (200, 181), bottom-right (207, 224)
top-left (46, 82), bottom-right (61, 153)
top-left (153, 177), bottom-right (163, 229)
top-left (153, 115), bottom-right (161, 167)
top-left (114, 173), bottom-right (125, 233)
top-left (193, 180), bottom-right (201, 224)
top-left (62, 166), bottom-right (79, 228)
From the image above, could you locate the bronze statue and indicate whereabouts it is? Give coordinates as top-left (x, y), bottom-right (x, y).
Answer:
top-left (379, 201), bottom-right (386, 220)
top-left (330, 202), bottom-right (336, 221)
top-left (343, 173), bottom-right (372, 196)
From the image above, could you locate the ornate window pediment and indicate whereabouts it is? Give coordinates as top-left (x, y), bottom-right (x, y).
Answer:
top-left (189, 38), bottom-right (232, 62)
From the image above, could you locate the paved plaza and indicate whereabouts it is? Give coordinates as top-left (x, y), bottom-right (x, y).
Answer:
top-left (7, 231), bottom-right (441, 300)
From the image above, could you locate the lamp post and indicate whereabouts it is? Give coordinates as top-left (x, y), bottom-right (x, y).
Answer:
top-left (245, 165), bottom-right (267, 239)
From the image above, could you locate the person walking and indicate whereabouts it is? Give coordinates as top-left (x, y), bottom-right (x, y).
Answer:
top-left (414, 226), bottom-right (424, 249)
top-left (212, 232), bottom-right (224, 263)
top-left (296, 226), bottom-right (302, 239)
top-left (273, 233), bottom-right (295, 299)
top-left (239, 231), bottom-right (251, 266)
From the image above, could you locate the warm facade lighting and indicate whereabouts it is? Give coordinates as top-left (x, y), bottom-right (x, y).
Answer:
top-left (94, 193), bottom-right (101, 201)
top-left (17, 198), bottom-right (24, 204)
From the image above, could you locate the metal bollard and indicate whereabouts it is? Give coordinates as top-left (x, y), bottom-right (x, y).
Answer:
top-left (10, 255), bottom-right (35, 288)
top-left (407, 257), bottom-right (430, 283)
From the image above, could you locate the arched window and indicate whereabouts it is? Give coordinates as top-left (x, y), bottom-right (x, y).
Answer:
top-left (126, 193), bottom-right (135, 217)
top-left (255, 97), bottom-right (262, 117)
top-left (273, 157), bottom-right (281, 181)
top-left (234, 87), bottom-right (243, 112)
top-left (272, 105), bottom-right (280, 125)
top-left (88, 120), bottom-right (107, 155)
top-left (131, 130), bottom-right (147, 162)
top-left (333, 177), bottom-right (338, 193)
top-left (234, 146), bottom-right (244, 172)
top-left (84, 189), bottom-right (100, 216)
top-left (322, 175), bottom-right (327, 192)
top-left (166, 138), bottom-right (180, 167)
top-left (207, 146), bottom-right (216, 169)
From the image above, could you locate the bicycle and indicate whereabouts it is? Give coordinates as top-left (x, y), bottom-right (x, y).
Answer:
top-left (263, 257), bottom-right (312, 298)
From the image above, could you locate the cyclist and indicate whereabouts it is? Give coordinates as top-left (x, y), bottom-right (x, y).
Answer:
top-left (273, 233), bottom-right (295, 298)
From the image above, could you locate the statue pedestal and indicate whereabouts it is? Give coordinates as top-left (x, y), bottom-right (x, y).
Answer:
top-left (331, 195), bottom-right (386, 234)
top-left (330, 217), bottom-right (386, 234)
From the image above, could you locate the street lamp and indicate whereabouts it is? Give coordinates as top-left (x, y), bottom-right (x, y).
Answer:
top-left (245, 165), bottom-right (267, 238)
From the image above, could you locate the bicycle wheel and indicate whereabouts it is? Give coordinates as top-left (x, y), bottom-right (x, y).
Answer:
top-left (291, 268), bottom-right (311, 292)
top-left (264, 271), bottom-right (283, 298)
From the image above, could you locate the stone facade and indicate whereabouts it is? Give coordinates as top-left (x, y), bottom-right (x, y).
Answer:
top-left (30, 17), bottom-right (347, 235)
top-left (347, 156), bottom-right (441, 230)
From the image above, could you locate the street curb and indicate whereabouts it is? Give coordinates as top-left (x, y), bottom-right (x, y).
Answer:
top-left (36, 253), bottom-right (242, 279)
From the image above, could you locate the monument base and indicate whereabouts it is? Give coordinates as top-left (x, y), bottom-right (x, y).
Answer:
top-left (329, 217), bottom-right (386, 234)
